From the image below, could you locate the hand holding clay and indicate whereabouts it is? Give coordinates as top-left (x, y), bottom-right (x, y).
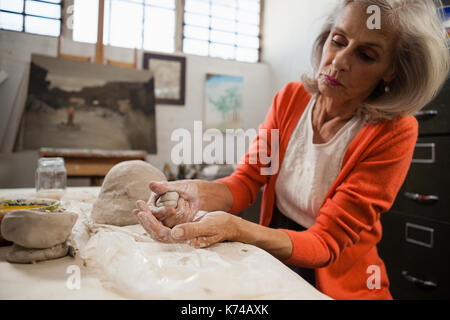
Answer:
top-left (134, 200), bottom-right (184, 243)
top-left (147, 181), bottom-right (200, 228)
top-left (155, 191), bottom-right (179, 208)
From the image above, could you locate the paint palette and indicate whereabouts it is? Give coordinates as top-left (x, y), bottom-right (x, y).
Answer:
top-left (0, 199), bottom-right (60, 215)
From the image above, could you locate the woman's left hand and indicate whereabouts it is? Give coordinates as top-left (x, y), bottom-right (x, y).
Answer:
top-left (134, 200), bottom-right (179, 243)
top-left (135, 204), bottom-right (293, 260)
top-left (171, 211), bottom-right (241, 249)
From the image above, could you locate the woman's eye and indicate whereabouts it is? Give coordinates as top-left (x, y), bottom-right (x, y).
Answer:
top-left (331, 37), bottom-right (376, 62)
top-left (332, 40), bottom-right (344, 47)
top-left (359, 52), bottom-right (375, 61)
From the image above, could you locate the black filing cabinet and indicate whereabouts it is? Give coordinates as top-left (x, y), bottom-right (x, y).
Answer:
top-left (378, 79), bottom-right (450, 300)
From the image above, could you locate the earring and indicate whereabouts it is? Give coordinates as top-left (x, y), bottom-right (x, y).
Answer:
top-left (384, 85), bottom-right (390, 93)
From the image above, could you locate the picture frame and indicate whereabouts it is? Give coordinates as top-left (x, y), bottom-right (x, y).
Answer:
top-left (204, 74), bottom-right (244, 132)
top-left (143, 52), bottom-right (186, 105)
top-left (443, 5), bottom-right (450, 38)
top-left (15, 54), bottom-right (157, 154)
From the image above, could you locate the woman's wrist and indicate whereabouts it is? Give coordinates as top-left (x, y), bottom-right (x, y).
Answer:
top-left (196, 180), bottom-right (234, 213)
top-left (231, 215), bottom-right (293, 261)
top-left (229, 214), bottom-right (245, 242)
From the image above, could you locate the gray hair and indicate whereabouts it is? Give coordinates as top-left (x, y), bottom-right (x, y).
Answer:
top-left (302, 0), bottom-right (450, 121)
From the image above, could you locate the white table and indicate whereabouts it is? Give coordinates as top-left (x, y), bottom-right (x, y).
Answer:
top-left (0, 187), bottom-right (125, 299)
top-left (0, 187), bottom-right (331, 300)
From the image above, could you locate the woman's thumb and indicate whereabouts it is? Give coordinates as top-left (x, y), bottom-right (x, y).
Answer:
top-left (171, 222), bottom-right (202, 240)
top-left (149, 181), bottom-right (169, 195)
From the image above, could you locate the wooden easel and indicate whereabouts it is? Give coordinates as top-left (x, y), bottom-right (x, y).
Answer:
top-left (106, 49), bottom-right (138, 69)
top-left (58, 0), bottom-right (137, 69)
top-left (48, 0), bottom-right (144, 187)
top-left (57, 36), bottom-right (91, 62)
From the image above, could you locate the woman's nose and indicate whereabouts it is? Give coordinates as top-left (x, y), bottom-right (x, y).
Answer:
top-left (332, 50), bottom-right (351, 72)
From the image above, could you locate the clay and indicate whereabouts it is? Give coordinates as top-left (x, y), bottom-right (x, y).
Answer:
top-left (6, 242), bottom-right (69, 264)
top-left (1, 209), bottom-right (78, 249)
top-left (156, 192), bottom-right (179, 208)
top-left (91, 160), bottom-right (167, 226)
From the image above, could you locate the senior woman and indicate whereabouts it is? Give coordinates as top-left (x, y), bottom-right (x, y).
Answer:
top-left (135, 0), bottom-right (449, 300)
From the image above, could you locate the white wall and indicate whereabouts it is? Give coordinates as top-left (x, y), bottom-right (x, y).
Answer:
top-left (0, 29), bottom-right (271, 187)
top-left (0, 0), bottom-right (342, 187)
top-left (149, 54), bottom-right (271, 171)
top-left (262, 0), bottom-right (339, 95)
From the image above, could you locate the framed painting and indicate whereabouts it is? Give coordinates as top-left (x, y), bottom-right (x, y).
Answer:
top-left (439, 3), bottom-right (450, 37)
top-left (143, 53), bottom-right (186, 105)
top-left (204, 74), bottom-right (244, 132)
top-left (14, 54), bottom-right (157, 154)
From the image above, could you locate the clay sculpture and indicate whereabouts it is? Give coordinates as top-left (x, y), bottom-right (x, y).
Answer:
top-left (6, 243), bottom-right (69, 264)
top-left (1, 210), bottom-right (77, 249)
top-left (1, 209), bottom-right (77, 264)
top-left (91, 160), bottom-right (167, 226)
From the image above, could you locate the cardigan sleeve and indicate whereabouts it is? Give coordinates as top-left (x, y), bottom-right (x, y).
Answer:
top-left (281, 116), bottom-right (419, 269)
top-left (216, 83), bottom-right (297, 214)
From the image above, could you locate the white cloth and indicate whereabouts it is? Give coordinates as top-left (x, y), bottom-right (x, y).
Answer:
top-left (275, 95), bottom-right (365, 228)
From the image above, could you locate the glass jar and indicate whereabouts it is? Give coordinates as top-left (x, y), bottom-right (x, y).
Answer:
top-left (35, 157), bottom-right (67, 199)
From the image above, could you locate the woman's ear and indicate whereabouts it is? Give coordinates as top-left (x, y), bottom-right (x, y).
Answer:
top-left (383, 63), bottom-right (396, 83)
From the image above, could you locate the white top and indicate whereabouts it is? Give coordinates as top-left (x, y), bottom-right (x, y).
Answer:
top-left (275, 95), bottom-right (365, 228)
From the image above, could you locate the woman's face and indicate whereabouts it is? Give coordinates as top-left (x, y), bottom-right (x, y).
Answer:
top-left (317, 2), bottom-right (398, 103)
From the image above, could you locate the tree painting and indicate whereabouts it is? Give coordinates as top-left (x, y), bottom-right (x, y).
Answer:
top-left (205, 74), bottom-right (243, 131)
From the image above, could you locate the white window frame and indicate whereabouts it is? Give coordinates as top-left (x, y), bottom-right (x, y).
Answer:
top-left (102, 0), bottom-right (177, 51)
top-left (0, 0), bottom-right (64, 38)
top-left (0, 0), bottom-right (62, 37)
top-left (180, 0), bottom-right (264, 62)
top-left (71, 0), bottom-right (264, 62)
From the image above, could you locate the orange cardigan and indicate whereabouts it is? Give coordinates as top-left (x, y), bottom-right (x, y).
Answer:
top-left (217, 82), bottom-right (418, 300)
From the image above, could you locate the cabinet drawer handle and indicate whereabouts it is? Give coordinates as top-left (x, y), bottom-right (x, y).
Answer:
top-left (404, 192), bottom-right (439, 204)
top-left (401, 271), bottom-right (437, 289)
top-left (414, 110), bottom-right (438, 119)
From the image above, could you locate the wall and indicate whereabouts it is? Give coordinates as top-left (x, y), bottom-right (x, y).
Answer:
top-left (0, 0), bottom-right (340, 188)
top-left (262, 0), bottom-right (339, 95)
top-left (0, 29), bottom-right (271, 187)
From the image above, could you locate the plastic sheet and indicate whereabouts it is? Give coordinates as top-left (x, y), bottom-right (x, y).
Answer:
top-left (63, 188), bottom-right (330, 300)
top-left (73, 223), bottom-right (328, 300)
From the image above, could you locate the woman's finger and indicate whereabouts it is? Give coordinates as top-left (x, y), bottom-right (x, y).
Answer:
top-left (151, 205), bottom-right (176, 221)
top-left (150, 181), bottom-right (197, 201)
top-left (147, 192), bottom-right (159, 208)
top-left (174, 197), bottom-right (185, 216)
top-left (149, 181), bottom-right (169, 196)
top-left (160, 206), bottom-right (181, 228)
top-left (136, 201), bottom-right (173, 242)
top-left (188, 235), bottom-right (222, 249)
top-left (136, 211), bottom-right (163, 241)
top-left (187, 201), bottom-right (199, 221)
top-left (171, 220), bottom-right (215, 240)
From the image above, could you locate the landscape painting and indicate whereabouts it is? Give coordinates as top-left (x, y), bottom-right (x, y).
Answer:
top-left (443, 5), bottom-right (450, 37)
top-left (15, 54), bottom-right (157, 154)
top-left (204, 74), bottom-right (243, 132)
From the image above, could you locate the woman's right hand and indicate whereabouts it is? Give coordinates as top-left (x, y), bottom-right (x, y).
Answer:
top-left (146, 180), bottom-right (201, 228)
